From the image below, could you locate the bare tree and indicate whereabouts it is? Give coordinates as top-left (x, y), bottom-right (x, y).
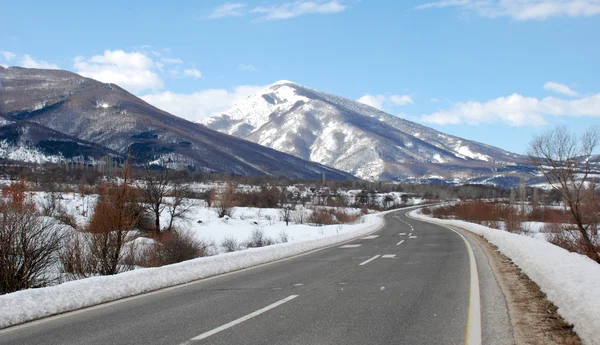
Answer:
top-left (528, 125), bottom-right (600, 262)
top-left (141, 162), bottom-right (169, 234)
top-left (0, 181), bottom-right (64, 294)
top-left (164, 182), bottom-right (195, 232)
top-left (280, 205), bottom-right (292, 226)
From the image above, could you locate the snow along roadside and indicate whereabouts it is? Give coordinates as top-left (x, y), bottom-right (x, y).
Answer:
top-left (0, 213), bottom-right (386, 329)
top-left (409, 209), bottom-right (600, 345)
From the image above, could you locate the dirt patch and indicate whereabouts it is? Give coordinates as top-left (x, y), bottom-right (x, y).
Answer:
top-left (458, 228), bottom-right (581, 345)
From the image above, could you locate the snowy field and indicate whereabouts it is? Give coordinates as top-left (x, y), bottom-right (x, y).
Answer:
top-left (0, 201), bottom-right (393, 329)
top-left (410, 209), bottom-right (600, 345)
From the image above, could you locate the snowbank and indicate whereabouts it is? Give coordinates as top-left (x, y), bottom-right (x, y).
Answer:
top-left (410, 210), bottom-right (600, 345)
top-left (0, 213), bottom-right (384, 329)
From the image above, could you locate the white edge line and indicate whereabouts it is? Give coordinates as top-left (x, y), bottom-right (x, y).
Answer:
top-left (186, 295), bottom-right (299, 343)
top-left (359, 255), bottom-right (381, 266)
top-left (396, 240), bottom-right (405, 245)
top-left (407, 211), bottom-right (482, 345)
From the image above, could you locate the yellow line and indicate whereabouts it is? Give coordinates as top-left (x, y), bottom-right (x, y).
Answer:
top-left (407, 212), bottom-right (482, 345)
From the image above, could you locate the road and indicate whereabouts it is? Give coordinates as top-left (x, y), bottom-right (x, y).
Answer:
top-left (0, 210), bottom-right (512, 345)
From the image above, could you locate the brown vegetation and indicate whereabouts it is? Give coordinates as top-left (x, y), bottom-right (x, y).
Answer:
top-left (0, 181), bottom-right (64, 294)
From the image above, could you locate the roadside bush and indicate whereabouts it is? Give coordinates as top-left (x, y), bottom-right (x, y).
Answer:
top-left (543, 223), bottom-right (600, 258)
top-left (278, 231), bottom-right (289, 243)
top-left (0, 181), bottom-right (64, 294)
top-left (307, 208), bottom-right (363, 226)
top-left (140, 229), bottom-right (210, 267)
top-left (244, 228), bottom-right (274, 248)
top-left (220, 236), bottom-right (240, 253)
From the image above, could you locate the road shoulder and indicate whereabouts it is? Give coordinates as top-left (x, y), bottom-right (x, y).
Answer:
top-left (457, 227), bottom-right (581, 345)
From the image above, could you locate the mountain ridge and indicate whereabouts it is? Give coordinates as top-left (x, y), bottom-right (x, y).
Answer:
top-left (201, 80), bottom-right (528, 181)
top-left (0, 67), bottom-right (354, 180)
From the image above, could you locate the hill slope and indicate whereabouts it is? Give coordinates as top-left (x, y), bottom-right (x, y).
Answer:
top-left (0, 67), bottom-right (353, 180)
top-left (201, 81), bottom-right (529, 181)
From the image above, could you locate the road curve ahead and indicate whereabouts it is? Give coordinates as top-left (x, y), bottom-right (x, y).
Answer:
top-left (0, 211), bottom-right (477, 345)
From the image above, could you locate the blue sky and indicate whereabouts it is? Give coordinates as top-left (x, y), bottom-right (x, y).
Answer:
top-left (1, 0), bottom-right (599, 154)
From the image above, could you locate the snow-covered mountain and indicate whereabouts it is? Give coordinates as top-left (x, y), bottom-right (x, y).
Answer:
top-left (0, 67), bottom-right (354, 180)
top-left (200, 81), bottom-right (528, 181)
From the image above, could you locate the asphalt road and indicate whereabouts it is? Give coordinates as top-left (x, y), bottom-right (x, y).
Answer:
top-left (0, 211), bottom-right (512, 345)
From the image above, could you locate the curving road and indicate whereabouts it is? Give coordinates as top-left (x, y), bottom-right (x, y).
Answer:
top-left (0, 211), bottom-right (513, 345)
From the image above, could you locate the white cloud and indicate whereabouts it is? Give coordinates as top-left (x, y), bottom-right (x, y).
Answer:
top-left (238, 63), bottom-right (257, 71)
top-left (20, 54), bottom-right (60, 69)
top-left (420, 93), bottom-right (600, 126)
top-left (251, 0), bottom-right (346, 20)
top-left (431, 97), bottom-right (440, 103)
top-left (141, 85), bottom-right (266, 122)
top-left (183, 68), bottom-right (202, 79)
top-left (73, 50), bottom-right (164, 93)
top-left (357, 94), bottom-right (414, 110)
top-left (208, 3), bottom-right (247, 19)
top-left (0, 51), bottom-right (16, 62)
top-left (416, 0), bottom-right (600, 20)
top-left (389, 95), bottom-right (414, 106)
top-left (357, 95), bottom-right (386, 110)
top-left (544, 81), bottom-right (579, 97)
top-left (161, 57), bottom-right (183, 64)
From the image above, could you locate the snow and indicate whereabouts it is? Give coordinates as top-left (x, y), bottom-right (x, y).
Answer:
top-left (410, 210), bottom-right (600, 345)
top-left (432, 154), bottom-right (445, 163)
top-left (456, 145), bottom-right (490, 162)
top-left (0, 211), bottom-right (385, 329)
top-left (0, 140), bottom-right (63, 164)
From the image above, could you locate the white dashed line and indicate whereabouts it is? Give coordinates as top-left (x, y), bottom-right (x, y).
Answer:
top-left (382, 254), bottom-right (396, 259)
top-left (183, 295), bottom-right (298, 343)
top-left (339, 244), bottom-right (362, 248)
top-left (409, 236), bottom-right (418, 239)
top-left (362, 235), bottom-right (380, 240)
top-left (399, 233), bottom-right (407, 236)
top-left (359, 255), bottom-right (381, 266)
top-left (396, 240), bottom-right (405, 245)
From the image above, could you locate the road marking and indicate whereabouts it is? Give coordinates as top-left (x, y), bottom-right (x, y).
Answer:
top-left (359, 255), bottom-right (381, 266)
top-left (408, 233), bottom-right (413, 236)
top-left (399, 233), bottom-right (407, 236)
top-left (362, 235), bottom-right (380, 240)
top-left (409, 236), bottom-right (418, 239)
top-left (339, 244), bottom-right (362, 248)
top-left (396, 240), bottom-right (405, 245)
top-left (184, 295), bottom-right (298, 343)
top-left (382, 254), bottom-right (396, 259)
top-left (292, 283), bottom-right (304, 287)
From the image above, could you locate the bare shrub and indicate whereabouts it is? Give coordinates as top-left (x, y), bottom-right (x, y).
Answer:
top-left (292, 207), bottom-right (308, 224)
top-left (220, 236), bottom-right (240, 253)
top-left (280, 206), bottom-right (292, 226)
top-left (54, 207), bottom-right (79, 229)
top-left (278, 231), bottom-right (289, 243)
top-left (244, 228), bottom-right (274, 248)
top-left (140, 229), bottom-right (210, 267)
top-left (308, 208), bottom-right (336, 226)
top-left (504, 209), bottom-right (523, 233)
top-left (0, 181), bottom-right (64, 294)
top-left (212, 182), bottom-right (237, 218)
top-left (543, 223), bottom-right (600, 258)
top-left (307, 208), bottom-right (362, 226)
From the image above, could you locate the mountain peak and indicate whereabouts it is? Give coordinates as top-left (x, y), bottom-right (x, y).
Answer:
top-left (270, 80), bottom-right (299, 87)
top-left (202, 81), bottom-right (525, 181)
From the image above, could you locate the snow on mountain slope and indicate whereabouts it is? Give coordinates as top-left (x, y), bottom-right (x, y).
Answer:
top-left (0, 67), bottom-right (354, 180)
top-left (200, 81), bottom-right (527, 181)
